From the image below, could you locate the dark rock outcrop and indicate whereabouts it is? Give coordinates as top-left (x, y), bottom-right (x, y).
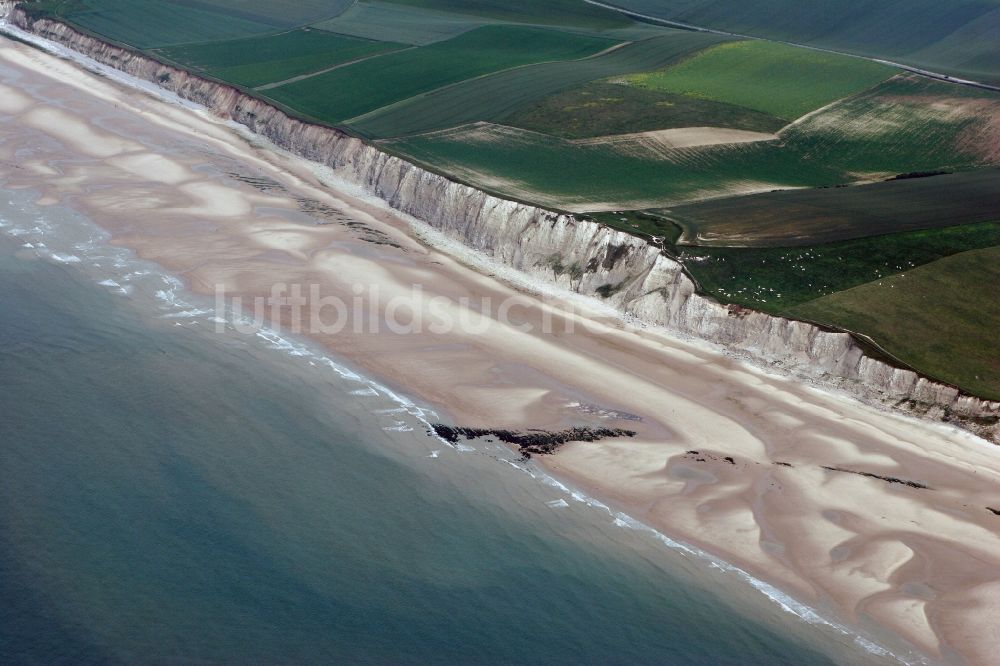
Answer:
top-left (431, 424), bottom-right (635, 458)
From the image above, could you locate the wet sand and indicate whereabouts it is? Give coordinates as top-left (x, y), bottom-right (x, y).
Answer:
top-left (3, 34), bottom-right (1000, 664)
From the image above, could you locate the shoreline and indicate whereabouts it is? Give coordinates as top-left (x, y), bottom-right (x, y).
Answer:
top-left (0, 190), bottom-right (907, 666)
top-left (3, 4), bottom-right (997, 446)
top-left (3, 24), bottom-right (1000, 664)
top-left (0, 185), bottom-right (903, 664)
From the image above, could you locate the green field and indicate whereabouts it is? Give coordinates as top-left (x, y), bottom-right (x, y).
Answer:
top-left (381, 72), bottom-right (1000, 210)
top-left (31, 0), bottom-right (279, 48)
top-left (382, 0), bottom-right (631, 29)
top-left (609, 0), bottom-right (1000, 85)
top-left (313, 1), bottom-right (492, 46)
top-left (587, 210), bottom-right (684, 245)
top-left (171, 0), bottom-right (355, 26)
top-left (158, 30), bottom-right (403, 88)
top-left (788, 245), bottom-right (1000, 400)
top-left (903, 11), bottom-right (1000, 85)
top-left (679, 220), bottom-right (1000, 311)
top-left (776, 75), bottom-right (1000, 178)
top-left (349, 31), bottom-right (728, 137)
top-left (381, 123), bottom-right (838, 211)
top-left (22, 0), bottom-right (1000, 401)
top-left (26, 0), bottom-right (355, 40)
top-left (624, 40), bottom-right (895, 120)
top-left (504, 80), bottom-right (786, 139)
top-left (667, 169), bottom-right (1000, 246)
top-left (264, 25), bottom-right (618, 124)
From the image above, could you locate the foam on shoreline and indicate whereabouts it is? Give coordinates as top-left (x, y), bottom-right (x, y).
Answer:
top-left (1, 7), bottom-right (995, 446)
top-left (0, 164), bottom-right (914, 666)
top-left (4, 23), bottom-right (995, 663)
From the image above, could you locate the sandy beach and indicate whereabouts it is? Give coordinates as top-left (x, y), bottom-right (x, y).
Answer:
top-left (3, 33), bottom-right (1000, 664)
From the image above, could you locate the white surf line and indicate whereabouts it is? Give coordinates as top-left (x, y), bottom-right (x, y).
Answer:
top-left (584, 0), bottom-right (1000, 94)
top-left (4, 14), bottom-right (992, 460)
top-left (0, 26), bottom-right (977, 661)
top-left (0, 52), bottom-right (937, 666)
top-left (0, 22), bottom-right (447, 446)
top-left (454, 430), bottom-right (921, 664)
top-left (518, 465), bottom-right (921, 665)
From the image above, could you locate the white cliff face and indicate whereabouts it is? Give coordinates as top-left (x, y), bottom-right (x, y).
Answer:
top-left (4, 7), bottom-right (998, 442)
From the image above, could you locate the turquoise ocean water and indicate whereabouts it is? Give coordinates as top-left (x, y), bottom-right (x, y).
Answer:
top-left (0, 189), bottom-right (900, 664)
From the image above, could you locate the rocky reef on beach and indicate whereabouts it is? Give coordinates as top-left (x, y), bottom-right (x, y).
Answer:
top-left (431, 425), bottom-right (636, 458)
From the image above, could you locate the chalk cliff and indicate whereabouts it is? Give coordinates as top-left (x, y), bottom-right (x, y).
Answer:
top-left (3, 4), bottom-right (997, 442)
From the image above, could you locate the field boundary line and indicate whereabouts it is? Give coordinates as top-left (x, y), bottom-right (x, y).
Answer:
top-left (779, 71), bottom-right (945, 136)
top-left (584, 0), bottom-right (1000, 94)
top-left (342, 37), bottom-right (633, 129)
top-left (255, 45), bottom-right (415, 91)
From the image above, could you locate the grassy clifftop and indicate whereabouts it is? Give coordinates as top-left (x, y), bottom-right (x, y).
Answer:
top-left (17, 0), bottom-right (1000, 400)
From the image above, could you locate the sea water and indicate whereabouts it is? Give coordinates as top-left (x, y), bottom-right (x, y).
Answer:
top-left (0, 190), bottom-right (906, 664)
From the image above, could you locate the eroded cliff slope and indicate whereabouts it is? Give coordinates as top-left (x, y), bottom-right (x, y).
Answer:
top-left (3, 3), bottom-right (997, 442)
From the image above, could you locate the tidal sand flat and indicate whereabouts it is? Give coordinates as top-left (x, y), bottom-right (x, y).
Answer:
top-left (0, 222), bottom-right (863, 664)
top-left (1, 32), bottom-right (999, 663)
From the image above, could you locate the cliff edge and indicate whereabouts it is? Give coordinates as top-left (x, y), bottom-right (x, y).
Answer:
top-left (3, 3), bottom-right (997, 442)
